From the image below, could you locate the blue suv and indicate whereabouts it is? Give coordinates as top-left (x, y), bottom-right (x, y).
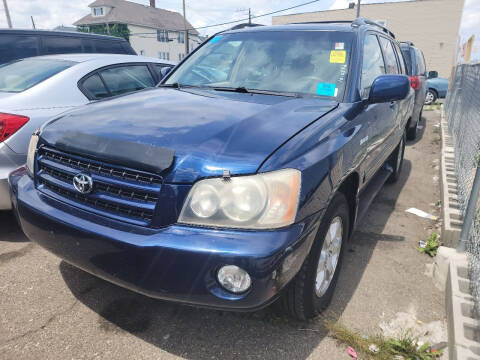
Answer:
top-left (10, 19), bottom-right (414, 319)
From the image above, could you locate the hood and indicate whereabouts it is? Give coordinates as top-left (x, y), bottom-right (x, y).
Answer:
top-left (40, 87), bottom-right (337, 183)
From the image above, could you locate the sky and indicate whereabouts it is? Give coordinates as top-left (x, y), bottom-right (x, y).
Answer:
top-left (0, 0), bottom-right (414, 36)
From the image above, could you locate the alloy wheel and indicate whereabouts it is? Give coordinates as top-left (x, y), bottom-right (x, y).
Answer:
top-left (315, 216), bottom-right (343, 297)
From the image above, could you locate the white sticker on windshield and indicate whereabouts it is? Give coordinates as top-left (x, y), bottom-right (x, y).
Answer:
top-left (335, 42), bottom-right (345, 50)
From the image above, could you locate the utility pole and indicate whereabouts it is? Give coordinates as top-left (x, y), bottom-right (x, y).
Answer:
top-left (2, 0), bottom-right (12, 28)
top-left (30, 16), bottom-right (35, 29)
top-left (248, 8), bottom-right (251, 25)
top-left (356, 0), bottom-right (361, 18)
top-left (182, 0), bottom-right (189, 55)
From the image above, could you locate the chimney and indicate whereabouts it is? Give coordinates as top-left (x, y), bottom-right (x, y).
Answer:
top-left (150, 0), bottom-right (155, 7)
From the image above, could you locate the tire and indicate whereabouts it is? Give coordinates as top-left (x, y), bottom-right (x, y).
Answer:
top-left (278, 192), bottom-right (350, 320)
top-left (387, 129), bottom-right (406, 183)
top-left (406, 117), bottom-right (418, 140)
top-left (424, 89), bottom-right (437, 105)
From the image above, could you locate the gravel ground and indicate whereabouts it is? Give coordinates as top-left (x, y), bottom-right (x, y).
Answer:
top-left (0, 109), bottom-right (445, 360)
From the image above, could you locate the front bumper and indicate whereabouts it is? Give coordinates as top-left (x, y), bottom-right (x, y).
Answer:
top-left (10, 168), bottom-right (321, 310)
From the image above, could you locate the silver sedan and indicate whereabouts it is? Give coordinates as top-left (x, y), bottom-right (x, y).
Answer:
top-left (0, 53), bottom-right (175, 209)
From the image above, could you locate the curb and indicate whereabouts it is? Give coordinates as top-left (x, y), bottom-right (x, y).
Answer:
top-left (446, 253), bottom-right (480, 359)
top-left (440, 107), bottom-right (462, 247)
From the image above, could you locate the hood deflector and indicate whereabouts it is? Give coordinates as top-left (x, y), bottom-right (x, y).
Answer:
top-left (52, 131), bottom-right (174, 175)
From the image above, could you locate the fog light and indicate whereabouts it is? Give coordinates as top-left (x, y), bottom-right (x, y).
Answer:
top-left (217, 265), bottom-right (251, 293)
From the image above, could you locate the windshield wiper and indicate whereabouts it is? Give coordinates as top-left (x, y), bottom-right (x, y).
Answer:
top-left (212, 86), bottom-right (299, 97)
top-left (160, 82), bottom-right (181, 88)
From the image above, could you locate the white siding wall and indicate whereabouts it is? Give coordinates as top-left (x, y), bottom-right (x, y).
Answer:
top-left (128, 24), bottom-right (200, 61)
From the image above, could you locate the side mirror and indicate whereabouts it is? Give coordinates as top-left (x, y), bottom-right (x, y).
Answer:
top-left (160, 66), bottom-right (172, 79)
top-left (427, 70), bottom-right (438, 79)
top-left (368, 75), bottom-right (410, 104)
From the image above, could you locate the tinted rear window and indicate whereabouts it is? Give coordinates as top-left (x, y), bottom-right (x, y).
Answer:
top-left (94, 40), bottom-right (128, 54)
top-left (0, 35), bottom-right (39, 64)
top-left (42, 36), bottom-right (83, 54)
top-left (401, 48), bottom-right (413, 75)
top-left (0, 58), bottom-right (75, 92)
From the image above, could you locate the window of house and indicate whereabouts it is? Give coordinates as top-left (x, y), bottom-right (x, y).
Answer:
top-left (178, 53), bottom-right (185, 61)
top-left (178, 31), bottom-right (185, 44)
top-left (158, 52), bottom-right (170, 60)
top-left (140, 50), bottom-right (145, 56)
top-left (361, 34), bottom-right (386, 98)
top-left (157, 30), bottom-right (168, 42)
top-left (93, 7), bottom-right (104, 16)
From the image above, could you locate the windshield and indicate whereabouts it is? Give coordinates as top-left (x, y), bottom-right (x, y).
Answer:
top-left (165, 30), bottom-right (353, 98)
top-left (0, 58), bottom-right (75, 92)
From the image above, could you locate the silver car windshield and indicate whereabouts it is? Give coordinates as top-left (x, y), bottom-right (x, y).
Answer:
top-left (0, 59), bottom-right (75, 93)
top-left (165, 30), bottom-right (353, 98)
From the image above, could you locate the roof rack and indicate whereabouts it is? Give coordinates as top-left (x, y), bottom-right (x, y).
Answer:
top-left (289, 18), bottom-right (395, 39)
top-left (399, 41), bottom-right (415, 46)
top-left (352, 18), bottom-right (395, 38)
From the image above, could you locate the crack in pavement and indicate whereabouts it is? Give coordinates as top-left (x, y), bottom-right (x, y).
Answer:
top-left (0, 286), bottom-right (95, 347)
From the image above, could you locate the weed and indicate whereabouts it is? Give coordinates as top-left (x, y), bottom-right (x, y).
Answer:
top-left (424, 106), bottom-right (434, 111)
top-left (435, 200), bottom-right (441, 207)
top-left (418, 233), bottom-right (441, 257)
top-left (327, 321), bottom-right (443, 359)
top-left (432, 127), bottom-right (440, 134)
top-left (431, 137), bottom-right (441, 145)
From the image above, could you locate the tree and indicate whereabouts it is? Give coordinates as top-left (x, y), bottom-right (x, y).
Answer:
top-left (77, 24), bottom-right (130, 42)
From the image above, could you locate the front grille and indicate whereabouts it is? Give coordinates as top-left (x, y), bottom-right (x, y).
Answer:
top-left (36, 146), bottom-right (162, 226)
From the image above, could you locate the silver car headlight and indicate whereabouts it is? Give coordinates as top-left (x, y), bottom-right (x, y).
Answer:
top-left (179, 169), bottom-right (301, 229)
top-left (26, 133), bottom-right (39, 175)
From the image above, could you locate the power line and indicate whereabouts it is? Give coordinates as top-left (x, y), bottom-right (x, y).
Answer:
top-left (128, 0), bottom-right (321, 36)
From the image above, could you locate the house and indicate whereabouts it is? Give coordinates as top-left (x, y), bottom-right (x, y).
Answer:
top-left (74, 0), bottom-right (200, 61)
top-left (272, 0), bottom-right (464, 77)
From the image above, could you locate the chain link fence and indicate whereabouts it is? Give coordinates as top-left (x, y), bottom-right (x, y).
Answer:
top-left (444, 63), bottom-right (480, 314)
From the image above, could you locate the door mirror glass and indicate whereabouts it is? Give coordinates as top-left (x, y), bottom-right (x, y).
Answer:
top-left (427, 70), bottom-right (438, 79)
top-left (368, 74), bottom-right (410, 103)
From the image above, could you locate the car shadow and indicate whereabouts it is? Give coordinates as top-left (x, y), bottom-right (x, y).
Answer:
top-left (407, 115), bottom-right (426, 146)
top-left (0, 210), bottom-right (29, 242)
top-left (59, 161), bottom-right (411, 360)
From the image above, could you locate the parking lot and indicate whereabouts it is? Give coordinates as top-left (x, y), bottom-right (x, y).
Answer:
top-left (0, 109), bottom-right (446, 359)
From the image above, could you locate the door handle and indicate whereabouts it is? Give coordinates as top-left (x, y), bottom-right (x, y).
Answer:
top-left (389, 101), bottom-right (396, 109)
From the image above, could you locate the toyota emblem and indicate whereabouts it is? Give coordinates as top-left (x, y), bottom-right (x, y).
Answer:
top-left (73, 173), bottom-right (93, 194)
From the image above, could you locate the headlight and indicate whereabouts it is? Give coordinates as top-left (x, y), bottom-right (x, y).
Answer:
top-left (179, 169), bottom-right (301, 229)
top-left (26, 133), bottom-right (39, 176)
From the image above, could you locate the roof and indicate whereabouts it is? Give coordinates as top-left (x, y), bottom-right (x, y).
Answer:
top-left (74, 0), bottom-right (199, 35)
top-left (0, 28), bottom-right (127, 41)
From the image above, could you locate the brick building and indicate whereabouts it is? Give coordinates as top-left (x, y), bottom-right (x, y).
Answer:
top-left (273, 0), bottom-right (464, 77)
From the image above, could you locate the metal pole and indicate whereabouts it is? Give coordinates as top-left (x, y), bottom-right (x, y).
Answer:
top-left (458, 164), bottom-right (480, 251)
top-left (2, 0), bottom-right (12, 28)
top-left (30, 16), bottom-right (35, 29)
top-left (356, 0), bottom-right (361, 18)
top-left (183, 0), bottom-right (189, 55)
top-left (248, 8), bottom-right (251, 25)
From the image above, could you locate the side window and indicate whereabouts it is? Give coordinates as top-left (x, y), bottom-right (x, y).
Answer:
top-left (42, 36), bottom-right (83, 54)
top-left (94, 41), bottom-right (125, 54)
top-left (99, 65), bottom-right (155, 96)
top-left (361, 34), bottom-right (386, 98)
top-left (416, 49), bottom-right (426, 75)
top-left (0, 35), bottom-right (39, 64)
top-left (394, 43), bottom-right (406, 74)
top-left (82, 74), bottom-right (109, 99)
top-left (378, 37), bottom-right (399, 74)
top-left (81, 39), bottom-right (95, 53)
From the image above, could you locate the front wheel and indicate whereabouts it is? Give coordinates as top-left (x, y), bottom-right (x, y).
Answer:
top-left (278, 193), bottom-right (349, 320)
top-left (425, 89), bottom-right (437, 105)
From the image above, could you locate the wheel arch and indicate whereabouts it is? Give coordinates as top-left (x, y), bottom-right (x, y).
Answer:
top-left (336, 171), bottom-right (360, 238)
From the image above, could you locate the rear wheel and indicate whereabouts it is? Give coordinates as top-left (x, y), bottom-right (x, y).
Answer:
top-left (425, 89), bottom-right (437, 105)
top-left (387, 129), bottom-right (406, 183)
top-left (278, 193), bottom-right (349, 320)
